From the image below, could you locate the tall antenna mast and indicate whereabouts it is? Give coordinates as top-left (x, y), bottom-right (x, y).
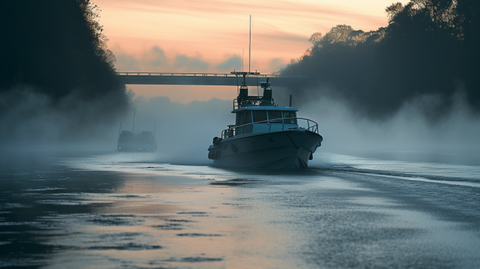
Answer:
top-left (249, 15), bottom-right (251, 73)
top-left (242, 48), bottom-right (244, 72)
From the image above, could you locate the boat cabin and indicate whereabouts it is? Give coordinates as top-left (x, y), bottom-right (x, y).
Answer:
top-left (222, 75), bottom-right (300, 138)
top-left (229, 106), bottom-right (299, 136)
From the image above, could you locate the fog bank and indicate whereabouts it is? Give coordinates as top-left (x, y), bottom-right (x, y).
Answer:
top-left (121, 95), bottom-right (232, 164)
top-left (296, 86), bottom-right (480, 164)
top-left (0, 1), bottom-right (129, 149)
top-left (119, 85), bottom-right (480, 166)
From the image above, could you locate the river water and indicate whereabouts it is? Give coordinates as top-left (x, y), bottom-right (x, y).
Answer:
top-left (1, 150), bottom-right (479, 268)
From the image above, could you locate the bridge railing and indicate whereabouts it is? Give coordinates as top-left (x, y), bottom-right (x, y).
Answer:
top-left (117, 72), bottom-right (280, 77)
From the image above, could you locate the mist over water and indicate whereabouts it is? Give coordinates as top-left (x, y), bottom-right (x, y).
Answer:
top-left (2, 149), bottom-right (480, 268)
top-left (115, 80), bottom-right (480, 167)
top-left (0, 85), bottom-right (128, 151)
top-left (1, 1), bottom-right (480, 268)
top-left (280, 2), bottom-right (480, 158)
top-left (299, 89), bottom-right (480, 166)
top-left (276, 1), bottom-right (480, 166)
top-left (0, 1), bottom-right (129, 150)
top-left (122, 94), bottom-right (233, 164)
top-left (305, 90), bottom-right (478, 148)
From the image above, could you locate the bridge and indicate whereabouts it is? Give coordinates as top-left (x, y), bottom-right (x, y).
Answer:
top-left (117, 72), bottom-right (306, 87)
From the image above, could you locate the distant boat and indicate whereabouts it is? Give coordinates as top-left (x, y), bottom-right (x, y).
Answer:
top-left (135, 130), bottom-right (157, 151)
top-left (117, 130), bottom-right (135, 151)
top-left (117, 130), bottom-right (157, 151)
top-left (117, 110), bottom-right (157, 151)
top-left (207, 72), bottom-right (323, 169)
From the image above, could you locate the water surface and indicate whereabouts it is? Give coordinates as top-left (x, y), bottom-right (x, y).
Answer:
top-left (1, 151), bottom-right (479, 268)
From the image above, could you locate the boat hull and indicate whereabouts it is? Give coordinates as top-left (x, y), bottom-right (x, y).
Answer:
top-left (208, 129), bottom-right (322, 169)
top-left (117, 142), bottom-right (156, 151)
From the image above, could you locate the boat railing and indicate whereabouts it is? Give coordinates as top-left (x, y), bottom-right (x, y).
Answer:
top-left (221, 117), bottom-right (320, 139)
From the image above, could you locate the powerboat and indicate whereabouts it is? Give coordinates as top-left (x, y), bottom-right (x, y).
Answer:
top-left (117, 130), bottom-right (157, 151)
top-left (117, 111), bottom-right (157, 151)
top-left (207, 73), bottom-right (323, 169)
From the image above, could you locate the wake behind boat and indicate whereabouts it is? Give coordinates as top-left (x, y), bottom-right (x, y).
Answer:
top-left (208, 72), bottom-right (323, 169)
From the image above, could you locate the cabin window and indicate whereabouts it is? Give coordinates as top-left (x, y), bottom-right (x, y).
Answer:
top-left (268, 111), bottom-right (282, 123)
top-left (284, 111), bottom-right (297, 124)
top-left (253, 110), bottom-right (267, 123)
top-left (236, 111), bottom-right (252, 126)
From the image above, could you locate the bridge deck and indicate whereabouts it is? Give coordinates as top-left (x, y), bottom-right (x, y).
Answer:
top-left (118, 72), bottom-right (305, 86)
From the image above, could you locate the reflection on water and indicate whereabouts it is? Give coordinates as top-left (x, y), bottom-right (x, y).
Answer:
top-left (1, 151), bottom-right (480, 268)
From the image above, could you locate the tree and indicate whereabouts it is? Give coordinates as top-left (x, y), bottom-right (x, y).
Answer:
top-left (0, 0), bottom-right (129, 142)
top-left (281, 0), bottom-right (480, 119)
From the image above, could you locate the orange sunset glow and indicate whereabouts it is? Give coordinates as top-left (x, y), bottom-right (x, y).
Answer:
top-left (94, 0), bottom-right (408, 102)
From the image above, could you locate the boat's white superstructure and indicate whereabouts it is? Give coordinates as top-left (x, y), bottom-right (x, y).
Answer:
top-left (208, 73), bottom-right (323, 169)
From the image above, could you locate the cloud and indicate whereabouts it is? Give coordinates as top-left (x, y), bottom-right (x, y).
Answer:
top-left (115, 53), bottom-right (141, 71)
top-left (114, 45), bottom-right (246, 72)
top-left (216, 55), bottom-right (241, 71)
top-left (97, 0), bottom-right (388, 31)
top-left (115, 46), bottom-right (168, 71)
top-left (269, 58), bottom-right (287, 72)
top-left (113, 46), bottom-right (283, 73)
top-left (173, 54), bottom-right (210, 72)
top-left (145, 46), bottom-right (168, 67)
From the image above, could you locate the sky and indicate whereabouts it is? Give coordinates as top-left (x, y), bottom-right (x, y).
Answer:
top-left (94, 0), bottom-right (409, 102)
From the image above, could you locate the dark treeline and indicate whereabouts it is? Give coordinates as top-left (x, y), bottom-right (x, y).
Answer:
top-left (281, 0), bottom-right (480, 119)
top-left (0, 0), bottom-right (129, 143)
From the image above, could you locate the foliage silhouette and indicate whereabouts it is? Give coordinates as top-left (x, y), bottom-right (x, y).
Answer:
top-left (282, 0), bottom-right (480, 120)
top-left (0, 0), bottom-right (129, 142)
